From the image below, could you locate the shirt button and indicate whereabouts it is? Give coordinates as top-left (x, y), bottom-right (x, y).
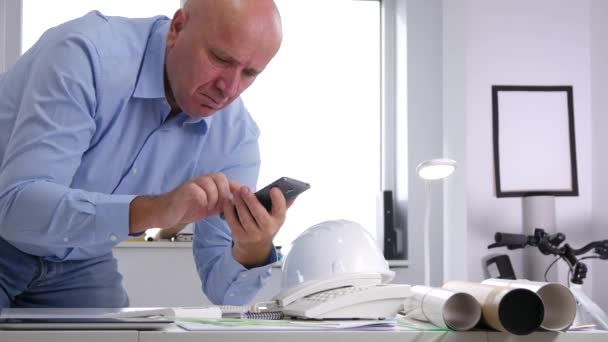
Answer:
top-left (110, 234), bottom-right (117, 241)
top-left (132, 167), bottom-right (138, 174)
top-left (63, 237), bottom-right (69, 242)
top-left (229, 293), bottom-right (235, 297)
top-left (240, 273), bottom-right (248, 278)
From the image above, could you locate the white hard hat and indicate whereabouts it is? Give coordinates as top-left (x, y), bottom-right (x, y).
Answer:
top-left (281, 219), bottom-right (394, 291)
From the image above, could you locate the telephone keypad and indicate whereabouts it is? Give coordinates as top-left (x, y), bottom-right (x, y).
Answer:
top-left (305, 286), bottom-right (368, 302)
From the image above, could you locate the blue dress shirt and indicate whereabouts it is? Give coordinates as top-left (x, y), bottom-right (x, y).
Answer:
top-left (0, 11), bottom-right (276, 305)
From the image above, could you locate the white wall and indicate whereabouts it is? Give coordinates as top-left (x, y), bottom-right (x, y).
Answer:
top-left (115, 246), bottom-right (208, 307)
top-left (442, 0), bottom-right (468, 284)
top-left (404, 0), bottom-right (444, 287)
top-left (114, 245), bottom-right (286, 307)
top-left (443, 0), bottom-right (593, 286)
top-left (590, 0), bottom-right (608, 310)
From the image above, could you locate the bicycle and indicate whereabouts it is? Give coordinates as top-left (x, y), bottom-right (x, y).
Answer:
top-left (488, 228), bottom-right (608, 330)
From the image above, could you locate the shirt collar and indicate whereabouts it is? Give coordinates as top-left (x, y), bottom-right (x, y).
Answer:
top-left (180, 115), bottom-right (212, 134)
top-left (184, 115), bottom-right (211, 126)
top-left (133, 19), bottom-right (170, 99)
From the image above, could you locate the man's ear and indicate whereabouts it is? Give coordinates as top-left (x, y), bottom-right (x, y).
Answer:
top-left (167, 9), bottom-right (187, 47)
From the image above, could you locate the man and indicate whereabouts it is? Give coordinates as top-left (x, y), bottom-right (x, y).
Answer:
top-left (0, 0), bottom-right (286, 308)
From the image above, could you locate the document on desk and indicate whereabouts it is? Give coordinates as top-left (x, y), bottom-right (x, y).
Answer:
top-left (0, 308), bottom-right (163, 319)
top-left (0, 308), bottom-right (175, 330)
top-left (107, 306), bottom-right (222, 320)
top-left (0, 306), bottom-right (221, 320)
top-left (396, 317), bottom-right (451, 332)
top-left (0, 307), bottom-right (225, 331)
top-left (176, 318), bottom-right (397, 331)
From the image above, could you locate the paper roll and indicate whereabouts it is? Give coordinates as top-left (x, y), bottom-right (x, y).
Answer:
top-left (144, 228), bottom-right (162, 241)
top-left (482, 278), bottom-right (576, 331)
top-left (404, 285), bottom-right (481, 331)
top-left (443, 280), bottom-right (544, 335)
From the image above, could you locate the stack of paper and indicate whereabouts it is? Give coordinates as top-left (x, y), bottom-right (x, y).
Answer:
top-left (175, 318), bottom-right (397, 331)
top-left (106, 307), bottom-right (222, 320)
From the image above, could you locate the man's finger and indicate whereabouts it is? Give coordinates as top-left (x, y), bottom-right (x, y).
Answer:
top-left (228, 180), bottom-right (242, 193)
top-left (187, 181), bottom-right (209, 212)
top-left (269, 187), bottom-right (287, 218)
top-left (224, 199), bottom-right (245, 238)
top-left (193, 177), bottom-right (219, 210)
top-left (286, 195), bottom-right (297, 209)
top-left (234, 187), bottom-right (260, 232)
top-left (211, 174), bottom-right (232, 208)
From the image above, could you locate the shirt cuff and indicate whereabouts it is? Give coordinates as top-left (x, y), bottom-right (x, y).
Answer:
top-left (219, 245), bottom-right (277, 304)
top-left (94, 194), bottom-right (137, 243)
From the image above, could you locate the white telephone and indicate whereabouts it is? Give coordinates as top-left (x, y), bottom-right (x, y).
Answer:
top-left (259, 272), bottom-right (411, 320)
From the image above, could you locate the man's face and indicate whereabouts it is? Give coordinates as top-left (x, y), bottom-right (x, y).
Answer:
top-left (165, 8), bottom-right (281, 117)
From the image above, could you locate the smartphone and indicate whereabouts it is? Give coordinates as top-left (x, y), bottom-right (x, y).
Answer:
top-left (220, 177), bottom-right (310, 219)
top-left (255, 177), bottom-right (310, 211)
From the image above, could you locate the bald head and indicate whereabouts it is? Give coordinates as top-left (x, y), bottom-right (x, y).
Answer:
top-left (164, 0), bottom-right (283, 117)
top-left (183, 0), bottom-right (282, 51)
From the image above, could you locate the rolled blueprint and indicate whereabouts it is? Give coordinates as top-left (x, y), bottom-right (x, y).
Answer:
top-left (482, 278), bottom-right (576, 331)
top-left (403, 285), bottom-right (481, 331)
top-left (443, 280), bottom-right (544, 335)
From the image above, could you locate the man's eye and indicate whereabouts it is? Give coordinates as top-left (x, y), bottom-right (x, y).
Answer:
top-left (243, 70), bottom-right (258, 78)
top-left (213, 54), bottom-right (230, 64)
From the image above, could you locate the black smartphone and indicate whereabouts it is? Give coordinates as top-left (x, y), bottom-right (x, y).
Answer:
top-left (220, 177), bottom-right (310, 219)
top-left (254, 177), bottom-right (310, 211)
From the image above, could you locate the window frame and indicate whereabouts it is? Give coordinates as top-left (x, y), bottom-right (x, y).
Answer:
top-left (0, 0), bottom-right (22, 72)
top-left (2, 0), bottom-right (408, 261)
top-left (380, 0), bottom-right (408, 261)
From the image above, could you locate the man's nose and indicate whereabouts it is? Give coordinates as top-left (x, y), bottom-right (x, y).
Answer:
top-left (216, 68), bottom-right (240, 99)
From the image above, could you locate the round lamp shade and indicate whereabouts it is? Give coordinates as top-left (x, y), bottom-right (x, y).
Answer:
top-left (417, 158), bottom-right (457, 180)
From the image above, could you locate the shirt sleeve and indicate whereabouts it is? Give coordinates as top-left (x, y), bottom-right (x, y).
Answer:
top-left (192, 120), bottom-right (277, 305)
top-left (0, 34), bottom-right (134, 259)
top-left (193, 216), bottom-right (278, 305)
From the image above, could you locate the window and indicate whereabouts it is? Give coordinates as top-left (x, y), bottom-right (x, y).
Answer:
top-left (242, 0), bottom-right (382, 251)
top-left (22, 0), bottom-right (180, 53)
top-left (14, 0), bottom-right (401, 257)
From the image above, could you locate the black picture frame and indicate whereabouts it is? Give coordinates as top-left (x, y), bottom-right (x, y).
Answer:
top-left (492, 85), bottom-right (579, 198)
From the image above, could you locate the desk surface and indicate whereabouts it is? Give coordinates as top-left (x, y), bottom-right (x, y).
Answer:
top-left (0, 330), bottom-right (138, 342)
top-left (140, 328), bottom-right (607, 342)
top-left (1, 326), bottom-right (606, 342)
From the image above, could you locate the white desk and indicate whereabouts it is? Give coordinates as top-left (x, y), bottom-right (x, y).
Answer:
top-left (0, 330), bottom-right (138, 342)
top-left (141, 328), bottom-right (483, 342)
top-left (140, 328), bottom-right (608, 342)
top-left (142, 326), bottom-right (607, 342)
top-left (1, 326), bottom-right (606, 342)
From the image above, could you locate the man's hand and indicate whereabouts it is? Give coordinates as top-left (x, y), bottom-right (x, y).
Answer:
top-left (224, 185), bottom-right (293, 268)
top-left (129, 173), bottom-right (238, 234)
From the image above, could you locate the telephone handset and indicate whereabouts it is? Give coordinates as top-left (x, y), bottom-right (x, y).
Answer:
top-left (263, 272), bottom-right (411, 320)
top-left (274, 272), bottom-right (383, 307)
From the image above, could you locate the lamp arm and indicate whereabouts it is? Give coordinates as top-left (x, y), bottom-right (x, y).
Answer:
top-left (423, 180), bottom-right (431, 286)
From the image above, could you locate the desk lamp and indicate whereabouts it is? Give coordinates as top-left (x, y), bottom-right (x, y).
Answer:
top-left (416, 158), bottom-right (457, 286)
